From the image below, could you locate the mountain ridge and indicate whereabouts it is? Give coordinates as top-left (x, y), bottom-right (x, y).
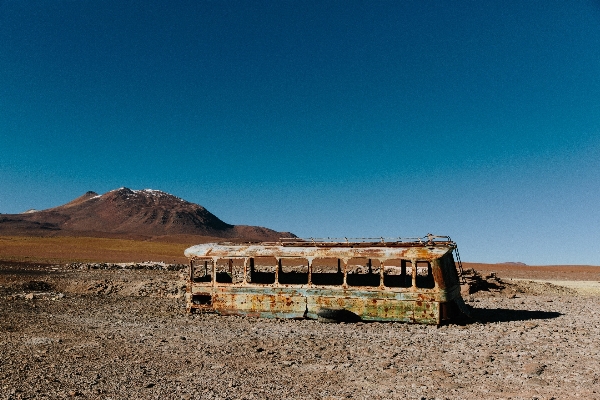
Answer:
top-left (0, 188), bottom-right (295, 242)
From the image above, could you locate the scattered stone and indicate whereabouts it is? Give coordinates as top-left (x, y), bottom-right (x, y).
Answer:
top-left (524, 362), bottom-right (546, 376)
top-left (66, 262), bottom-right (186, 271)
top-left (25, 337), bottom-right (54, 345)
top-left (524, 321), bottom-right (538, 330)
top-left (431, 369), bottom-right (454, 378)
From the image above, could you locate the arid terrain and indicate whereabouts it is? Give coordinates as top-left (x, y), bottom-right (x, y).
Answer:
top-left (1, 259), bottom-right (599, 400)
top-left (1, 190), bottom-right (599, 399)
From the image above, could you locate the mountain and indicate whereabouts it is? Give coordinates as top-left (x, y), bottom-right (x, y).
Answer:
top-left (0, 188), bottom-right (295, 241)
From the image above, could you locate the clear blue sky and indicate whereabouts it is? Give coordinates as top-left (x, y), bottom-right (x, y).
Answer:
top-left (1, 1), bottom-right (599, 265)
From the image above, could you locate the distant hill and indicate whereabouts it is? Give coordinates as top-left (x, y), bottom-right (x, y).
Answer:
top-left (0, 188), bottom-right (295, 242)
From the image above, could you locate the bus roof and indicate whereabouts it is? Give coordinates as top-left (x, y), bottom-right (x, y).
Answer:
top-left (184, 235), bottom-right (456, 262)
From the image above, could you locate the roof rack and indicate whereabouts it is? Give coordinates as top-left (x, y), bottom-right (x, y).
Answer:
top-left (276, 234), bottom-right (454, 247)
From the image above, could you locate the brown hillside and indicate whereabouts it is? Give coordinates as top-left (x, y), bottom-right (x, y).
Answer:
top-left (0, 188), bottom-right (294, 242)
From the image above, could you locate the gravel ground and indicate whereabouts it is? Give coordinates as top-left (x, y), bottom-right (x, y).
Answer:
top-left (1, 263), bottom-right (599, 399)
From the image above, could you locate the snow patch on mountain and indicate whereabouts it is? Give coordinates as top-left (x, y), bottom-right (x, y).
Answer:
top-left (108, 187), bottom-right (186, 202)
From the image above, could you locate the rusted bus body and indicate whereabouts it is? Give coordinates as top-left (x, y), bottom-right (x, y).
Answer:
top-left (184, 236), bottom-right (467, 325)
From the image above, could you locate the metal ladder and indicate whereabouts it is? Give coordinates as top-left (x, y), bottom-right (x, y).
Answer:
top-left (453, 245), bottom-right (467, 285)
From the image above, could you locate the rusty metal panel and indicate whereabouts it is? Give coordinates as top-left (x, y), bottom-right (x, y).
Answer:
top-left (189, 284), bottom-right (452, 324)
top-left (431, 260), bottom-right (446, 290)
top-left (211, 287), bottom-right (307, 319)
top-left (307, 295), bottom-right (416, 323)
top-left (304, 287), bottom-right (440, 324)
top-left (413, 300), bottom-right (440, 325)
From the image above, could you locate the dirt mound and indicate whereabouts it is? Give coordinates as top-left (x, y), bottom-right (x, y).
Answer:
top-left (461, 269), bottom-right (578, 297)
top-left (0, 188), bottom-right (294, 241)
top-left (461, 269), bottom-right (505, 295)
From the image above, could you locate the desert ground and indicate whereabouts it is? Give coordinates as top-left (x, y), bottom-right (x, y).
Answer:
top-left (1, 240), bottom-right (600, 399)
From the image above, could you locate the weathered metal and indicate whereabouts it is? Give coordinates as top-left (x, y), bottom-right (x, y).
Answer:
top-left (185, 235), bottom-right (468, 324)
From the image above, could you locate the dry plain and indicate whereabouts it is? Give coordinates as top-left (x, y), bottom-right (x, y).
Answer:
top-left (1, 237), bottom-right (600, 399)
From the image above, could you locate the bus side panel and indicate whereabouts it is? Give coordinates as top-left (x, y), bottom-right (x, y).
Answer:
top-left (413, 300), bottom-right (440, 325)
top-left (211, 287), bottom-right (307, 319)
top-left (306, 295), bottom-right (416, 323)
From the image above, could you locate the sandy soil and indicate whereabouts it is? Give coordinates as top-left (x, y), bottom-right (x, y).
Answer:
top-left (464, 262), bottom-right (600, 295)
top-left (508, 279), bottom-right (600, 296)
top-left (1, 262), bottom-right (599, 399)
top-left (463, 262), bottom-right (600, 281)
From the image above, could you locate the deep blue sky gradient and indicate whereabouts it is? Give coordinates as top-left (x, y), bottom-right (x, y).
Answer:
top-left (1, 1), bottom-right (599, 264)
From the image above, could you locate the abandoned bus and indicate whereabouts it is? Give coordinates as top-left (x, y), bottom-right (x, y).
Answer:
top-left (184, 235), bottom-right (469, 325)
